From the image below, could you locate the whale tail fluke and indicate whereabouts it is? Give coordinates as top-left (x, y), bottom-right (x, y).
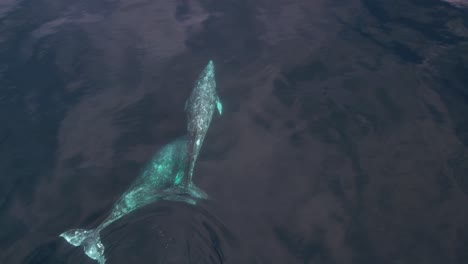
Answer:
top-left (60, 228), bottom-right (106, 264)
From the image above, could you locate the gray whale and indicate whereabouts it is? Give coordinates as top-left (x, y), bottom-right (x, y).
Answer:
top-left (184, 60), bottom-right (222, 190)
top-left (59, 60), bottom-right (221, 264)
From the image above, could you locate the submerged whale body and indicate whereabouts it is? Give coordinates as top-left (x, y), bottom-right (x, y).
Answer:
top-left (60, 137), bottom-right (196, 264)
top-left (60, 60), bottom-right (221, 264)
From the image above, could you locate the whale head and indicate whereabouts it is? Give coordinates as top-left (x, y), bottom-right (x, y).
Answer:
top-left (187, 60), bottom-right (221, 115)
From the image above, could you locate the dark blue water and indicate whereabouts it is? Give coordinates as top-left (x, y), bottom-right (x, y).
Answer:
top-left (1, 0), bottom-right (468, 263)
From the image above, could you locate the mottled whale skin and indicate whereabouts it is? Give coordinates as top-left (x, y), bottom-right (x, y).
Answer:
top-left (60, 137), bottom-right (197, 264)
top-left (184, 60), bottom-right (222, 194)
top-left (60, 60), bottom-right (221, 264)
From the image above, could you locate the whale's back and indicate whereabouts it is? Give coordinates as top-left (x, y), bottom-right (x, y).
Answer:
top-left (140, 137), bottom-right (189, 187)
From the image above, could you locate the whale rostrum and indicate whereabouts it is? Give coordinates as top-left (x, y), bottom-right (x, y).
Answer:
top-left (60, 60), bottom-right (221, 264)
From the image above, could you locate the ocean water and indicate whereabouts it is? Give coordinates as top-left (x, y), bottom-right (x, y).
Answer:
top-left (1, 0), bottom-right (468, 263)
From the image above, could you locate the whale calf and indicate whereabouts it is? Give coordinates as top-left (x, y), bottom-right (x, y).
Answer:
top-left (184, 60), bottom-right (222, 193)
top-left (60, 60), bottom-right (221, 264)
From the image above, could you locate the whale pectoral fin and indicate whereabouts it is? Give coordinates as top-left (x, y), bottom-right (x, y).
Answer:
top-left (188, 184), bottom-right (209, 200)
top-left (184, 99), bottom-right (189, 111)
top-left (216, 97), bottom-right (223, 115)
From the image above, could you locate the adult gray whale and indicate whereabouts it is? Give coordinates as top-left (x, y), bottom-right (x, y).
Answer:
top-left (60, 137), bottom-right (202, 264)
top-left (60, 60), bottom-right (220, 264)
top-left (184, 60), bottom-right (222, 194)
